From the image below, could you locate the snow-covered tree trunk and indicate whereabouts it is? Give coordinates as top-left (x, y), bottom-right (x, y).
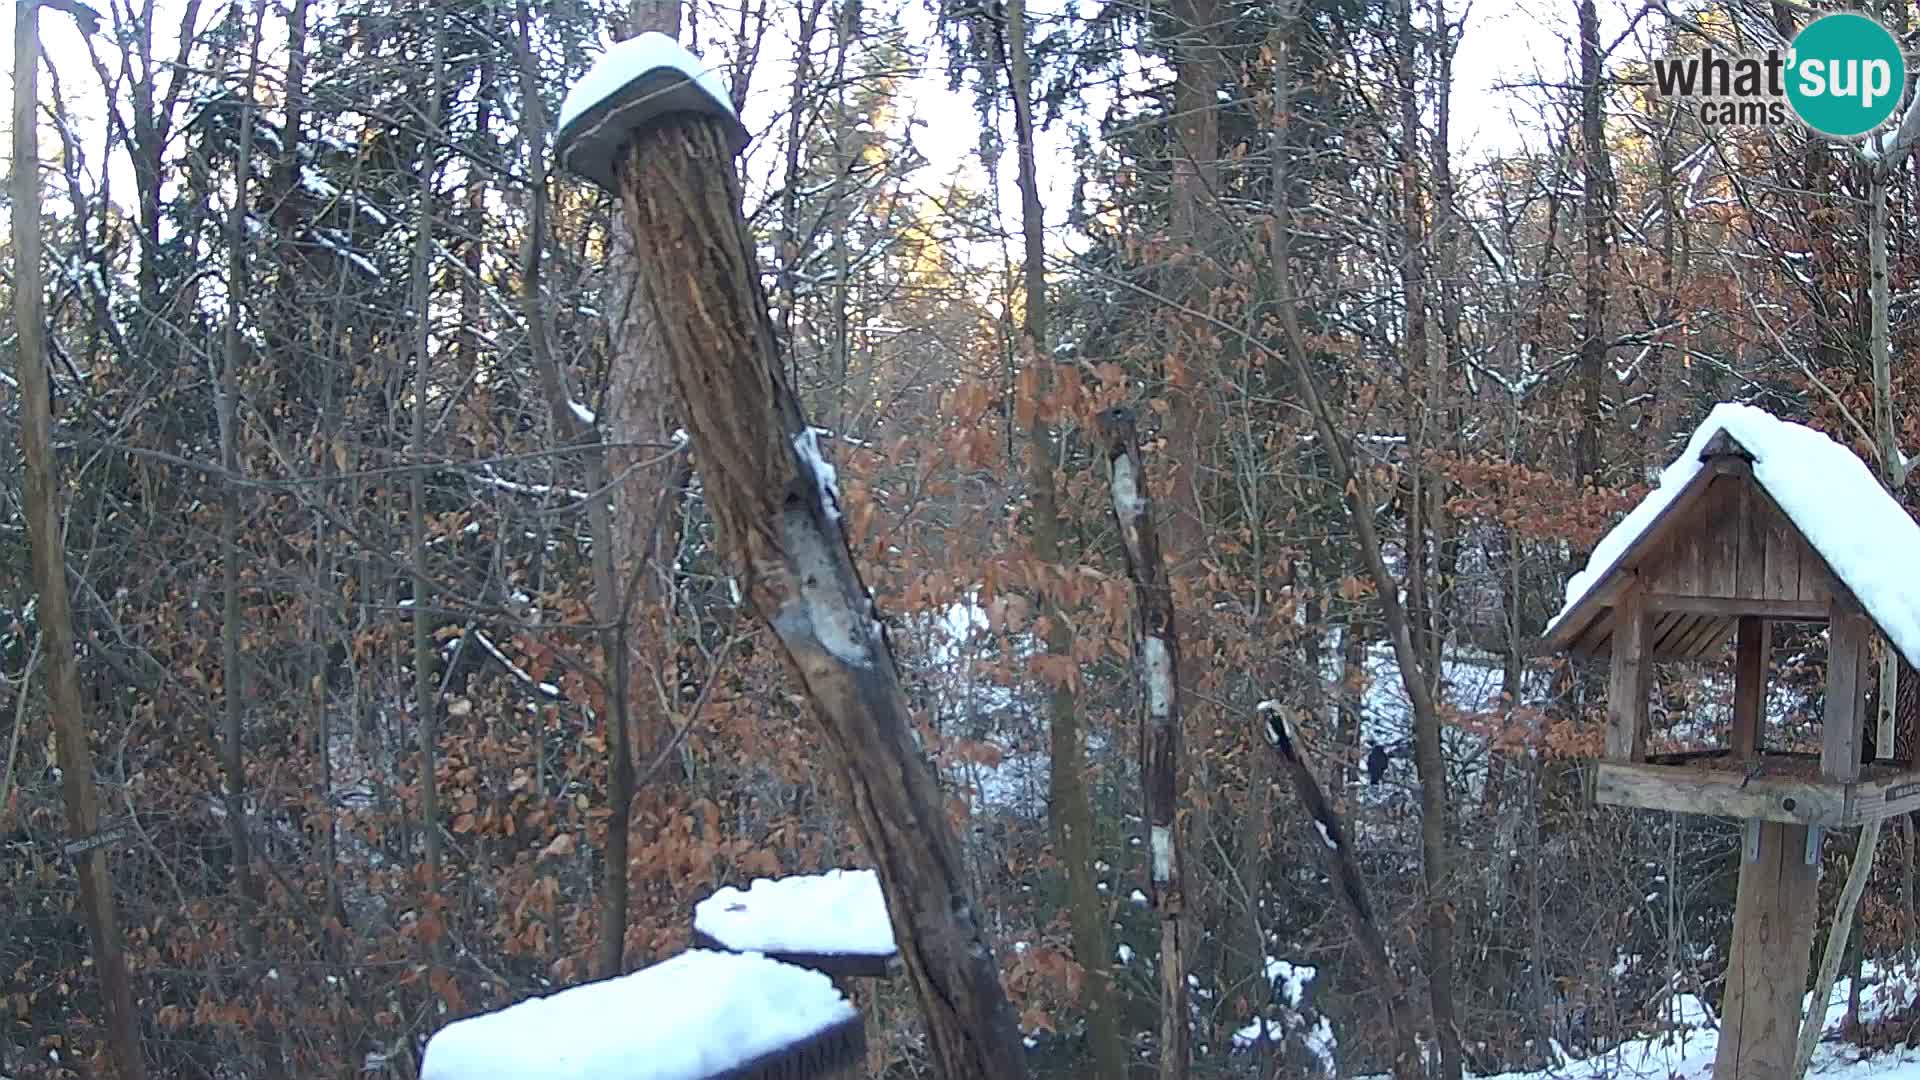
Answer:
top-left (608, 116), bottom-right (1028, 1080)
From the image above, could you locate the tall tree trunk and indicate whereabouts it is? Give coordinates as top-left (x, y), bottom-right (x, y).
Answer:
top-left (1002, 0), bottom-right (1126, 1073)
top-left (215, 7), bottom-right (288, 1074)
top-left (1094, 410), bottom-right (1191, 1080)
top-left (1271, 7), bottom-right (1457, 1066)
top-left (11, 3), bottom-right (147, 1073)
top-left (514, 0), bottom-right (624, 979)
top-left (1574, 0), bottom-right (1611, 485)
top-left (408, 11), bottom-right (449, 972)
top-left (1163, 1), bottom-right (1219, 1063)
top-left (605, 114), bottom-right (1029, 1079)
top-left (599, 4), bottom-right (689, 969)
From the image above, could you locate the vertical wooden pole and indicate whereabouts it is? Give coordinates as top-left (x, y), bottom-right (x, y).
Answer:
top-left (1825, 604), bottom-right (1870, 783)
top-left (1715, 821), bottom-right (1819, 1079)
top-left (1731, 616), bottom-right (1767, 760)
top-left (1606, 583), bottom-right (1651, 761)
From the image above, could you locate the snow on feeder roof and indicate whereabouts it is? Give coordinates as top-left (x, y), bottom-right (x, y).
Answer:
top-left (419, 950), bottom-right (861, 1080)
top-left (1544, 402), bottom-right (1920, 669)
top-left (693, 868), bottom-right (899, 979)
top-left (555, 32), bottom-right (748, 192)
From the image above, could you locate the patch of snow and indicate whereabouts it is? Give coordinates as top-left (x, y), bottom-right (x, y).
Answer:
top-left (568, 399), bottom-right (596, 425)
top-left (1110, 452), bottom-right (1145, 519)
top-left (1143, 637), bottom-right (1172, 718)
top-left (1116, 943), bottom-right (1135, 964)
top-left (792, 427), bottom-right (843, 521)
top-left (1268, 959), bottom-right (1314, 1007)
top-left (1149, 824), bottom-right (1172, 883)
top-left (1313, 819), bottom-right (1337, 850)
top-left (557, 32), bottom-right (738, 136)
top-left (693, 869), bottom-right (894, 958)
top-left (1548, 403), bottom-right (1920, 669)
top-left (420, 950), bottom-right (854, 1080)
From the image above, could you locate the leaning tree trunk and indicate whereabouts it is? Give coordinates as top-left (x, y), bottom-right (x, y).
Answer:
top-left (1093, 408), bottom-right (1192, 1080)
top-left (1257, 702), bottom-right (1421, 1077)
top-left (11, 2), bottom-right (146, 1074)
top-left (608, 117), bottom-right (1028, 1079)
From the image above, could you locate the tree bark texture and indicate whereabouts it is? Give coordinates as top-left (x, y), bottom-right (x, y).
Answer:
top-left (609, 117), bottom-right (1028, 1079)
top-left (12, 2), bottom-right (147, 1073)
top-left (1094, 408), bottom-right (1191, 1079)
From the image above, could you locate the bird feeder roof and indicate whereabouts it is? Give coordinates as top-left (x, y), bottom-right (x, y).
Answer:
top-left (1544, 403), bottom-right (1920, 668)
top-left (555, 32), bottom-right (748, 192)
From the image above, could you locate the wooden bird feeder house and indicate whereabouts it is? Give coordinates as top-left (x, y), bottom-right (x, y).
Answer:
top-left (1545, 403), bottom-right (1920, 1078)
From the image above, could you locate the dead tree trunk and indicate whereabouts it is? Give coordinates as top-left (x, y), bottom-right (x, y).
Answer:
top-left (1093, 408), bottom-right (1191, 1078)
top-left (607, 117), bottom-right (1028, 1079)
top-left (1257, 703), bottom-right (1421, 1078)
top-left (11, 2), bottom-right (146, 1074)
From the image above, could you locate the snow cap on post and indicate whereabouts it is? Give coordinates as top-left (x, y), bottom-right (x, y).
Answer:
top-left (554, 32), bottom-right (748, 192)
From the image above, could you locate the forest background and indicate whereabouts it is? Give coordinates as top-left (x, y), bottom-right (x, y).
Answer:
top-left (3, 0), bottom-right (1918, 1075)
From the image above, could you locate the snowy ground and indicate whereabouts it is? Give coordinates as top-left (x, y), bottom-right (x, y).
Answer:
top-left (1385, 964), bottom-right (1920, 1080)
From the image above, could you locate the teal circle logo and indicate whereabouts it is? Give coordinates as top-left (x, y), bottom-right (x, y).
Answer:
top-left (1787, 13), bottom-right (1907, 138)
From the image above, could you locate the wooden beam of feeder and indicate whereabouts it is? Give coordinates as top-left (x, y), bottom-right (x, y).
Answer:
top-left (1826, 603), bottom-right (1871, 783)
top-left (1606, 581), bottom-right (1651, 761)
top-left (607, 119), bottom-right (1027, 1079)
top-left (1731, 616), bottom-right (1767, 760)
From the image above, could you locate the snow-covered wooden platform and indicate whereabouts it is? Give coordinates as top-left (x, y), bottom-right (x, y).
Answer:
top-left (692, 868), bottom-right (899, 980)
top-left (419, 950), bottom-right (864, 1080)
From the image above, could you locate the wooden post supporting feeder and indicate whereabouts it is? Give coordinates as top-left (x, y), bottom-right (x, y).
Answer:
top-left (1544, 405), bottom-right (1920, 1079)
top-left (553, 34), bottom-right (1027, 1078)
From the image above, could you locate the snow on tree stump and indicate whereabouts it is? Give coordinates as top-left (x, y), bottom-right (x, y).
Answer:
top-left (1544, 403), bottom-right (1920, 1079)
top-left (418, 950), bottom-right (865, 1080)
top-left (694, 869), bottom-right (899, 1076)
top-left (692, 868), bottom-right (900, 981)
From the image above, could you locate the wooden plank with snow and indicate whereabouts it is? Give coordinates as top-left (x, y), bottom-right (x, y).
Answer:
top-left (419, 950), bottom-right (865, 1080)
top-left (692, 869), bottom-right (900, 980)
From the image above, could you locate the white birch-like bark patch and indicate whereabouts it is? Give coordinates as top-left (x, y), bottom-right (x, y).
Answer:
top-left (1144, 636), bottom-right (1172, 719)
top-left (1109, 453), bottom-right (1145, 520)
